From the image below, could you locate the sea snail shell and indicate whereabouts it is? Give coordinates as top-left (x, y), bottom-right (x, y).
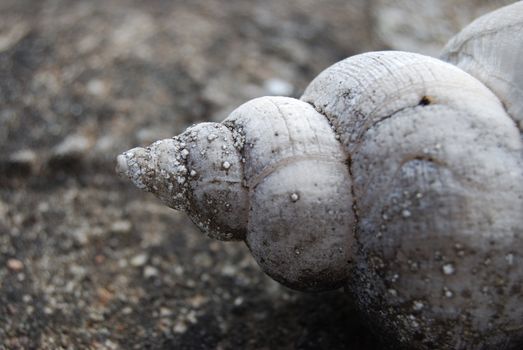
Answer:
top-left (117, 3), bottom-right (523, 350)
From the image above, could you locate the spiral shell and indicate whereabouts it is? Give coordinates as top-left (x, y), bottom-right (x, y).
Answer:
top-left (117, 4), bottom-right (523, 348)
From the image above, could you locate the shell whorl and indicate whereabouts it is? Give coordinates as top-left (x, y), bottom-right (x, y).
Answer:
top-left (441, 1), bottom-right (523, 133)
top-left (225, 97), bottom-right (355, 291)
top-left (303, 51), bottom-right (523, 349)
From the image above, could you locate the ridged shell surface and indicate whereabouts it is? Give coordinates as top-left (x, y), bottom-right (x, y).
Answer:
top-left (302, 51), bottom-right (523, 349)
top-left (441, 1), bottom-right (523, 133)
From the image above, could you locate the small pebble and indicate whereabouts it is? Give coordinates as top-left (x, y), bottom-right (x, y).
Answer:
top-left (53, 134), bottom-right (90, 157)
top-left (388, 289), bottom-right (398, 297)
top-left (412, 300), bottom-right (424, 311)
top-left (186, 310), bottom-right (197, 324)
top-left (130, 253), bottom-right (148, 267)
top-left (234, 297), bottom-right (244, 306)
top-left (7, 258), bottom-right (24, 272)
top-left (143, 265), bottom-right (158, 278)
top-left (111, 220), bottom-right (132, 233)
top-left (221, 265), bottom-right (236, 276)
top-left (160, 307), bottom-right (173, 317)
top-left (188, 294), bottom-right (207, 308)
top-left (9, 149), bottom-right (37, 167)
top-left (86, 79), bottom-right (108, 96)
top-left (173, 322), bottom-right (187, 334)
top-left (442, 263), bottom-right (455, 275)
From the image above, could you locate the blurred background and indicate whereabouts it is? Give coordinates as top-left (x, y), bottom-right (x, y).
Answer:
top-left (0, 0), bottom-right (516, 349)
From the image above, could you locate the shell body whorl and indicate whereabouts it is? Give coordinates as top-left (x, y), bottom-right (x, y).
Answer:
top-left (303, 51), bottom-right (523, 349)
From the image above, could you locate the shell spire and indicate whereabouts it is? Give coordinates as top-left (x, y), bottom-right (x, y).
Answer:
top-left (116, 137), bottom-right (191, 210)
top-left (117, 122), bottom-right (249, 241)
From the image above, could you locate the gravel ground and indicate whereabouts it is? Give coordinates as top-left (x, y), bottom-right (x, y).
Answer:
top-left (0, 1), bottom-right (514, 349)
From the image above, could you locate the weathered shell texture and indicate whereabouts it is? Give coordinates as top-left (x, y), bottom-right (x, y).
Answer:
top-left (302, 51), bottom-right (523, 349)
top-left (117, 123), bottom-right (249, 241)
top-left (441, 1), bottom-right (523, 132)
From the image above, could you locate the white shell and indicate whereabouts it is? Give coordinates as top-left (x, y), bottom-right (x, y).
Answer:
top-left (117, 6), bottom-right (523, 346)
top-left (441, 1), bottom-right (523, 132)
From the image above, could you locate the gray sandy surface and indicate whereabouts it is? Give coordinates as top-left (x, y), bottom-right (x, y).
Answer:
top-left (0, 0), bottom-right (512, 349)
